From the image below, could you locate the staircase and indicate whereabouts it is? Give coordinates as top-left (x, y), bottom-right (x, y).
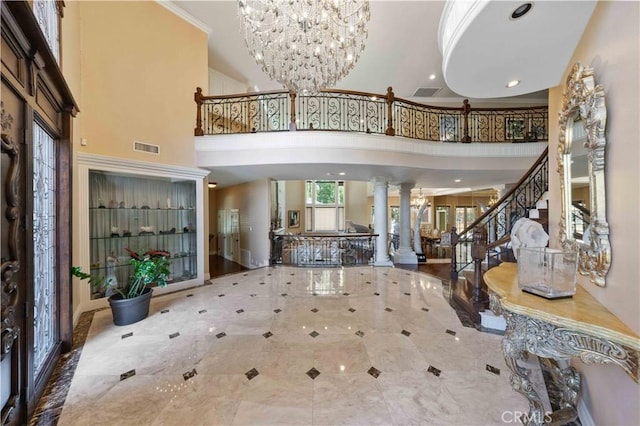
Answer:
top-left (449, 147), bottom-right (549, 328)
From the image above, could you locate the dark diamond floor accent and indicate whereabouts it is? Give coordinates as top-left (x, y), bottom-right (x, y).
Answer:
top-left (367, 367), bottom-right (381, 378)
top-left (120, 369), bottom-right (136, 381)
top-left (366, 281), bottom-right (371, 284)
top-left (186, 294), bottom-right (193, 298)
top-left (385, 307), bottom-right (393, 312)
top-left (312, 293), bottom-right (318, 296)
top-left (422, 307), bottom-right (430, 312)
top-left (169, 332), bottom-right (180, 339)
top-left (183, 369), bottom-right (197, 380)
top-left (218, 294), bottom-right (225, 297)
top-left (262, 331), bottom-right (273, 339)
top-left (198, 309), bottom-right (207, 314)
top-left (486, 364), bottom-right (501, 375)
top-left (311, 308), bottom-right (318, 313)
top-left (161, 309), bottom-right (170, 314)
top-left (427, 366), bottom-right (442, 377)
top-left (250, 294), bottom-right (257, 297)
top-left (274, 309), bottom-right (282, 313)
top-left (216, 332), bottom-right (226, 339)
top-left (393, 281), bottom-right (398, 284)
top-left (121, 332), bottom-right (133, 339)
top-left (286, 281), bottom-right (292, 285)
top-left (445, 329), bottom-right (457, 336)
top-left (236, 309), bottom-right (244, 314)
top-left (259, 282), bottom-right (265, 285)
top-left (343, 292), bottom-right (350, 296)
top-left (374, 292), bottom-right (380, 296)
top-left (306, 367), bottom-right (321, 380)
top-left (232, 282), bottom-right (238, 285)
top-left (281, 293), bottom-right (288, 297)
top-left (348, 308), bottom-right (356, 313)
top-left (355, 330), bottom-right (365, 337)
top-left (309, 331), bottom-right (319, 338)
top-left (401, 330), bottom-right (411, 336)
top-left (404, 292), bottom-right (411, 296)
top-left (245, 368), bottom-right (259, 380)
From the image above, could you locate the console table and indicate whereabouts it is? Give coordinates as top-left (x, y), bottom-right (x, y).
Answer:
top-left (484, 263), bottom-right (639, 426)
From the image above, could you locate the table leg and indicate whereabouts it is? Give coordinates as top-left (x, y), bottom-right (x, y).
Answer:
top-left (502, 311), bottom-right (549, 426)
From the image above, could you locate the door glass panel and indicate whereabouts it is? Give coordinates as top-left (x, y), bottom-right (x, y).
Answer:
top-left (32, 122), bottom-right (57, 376)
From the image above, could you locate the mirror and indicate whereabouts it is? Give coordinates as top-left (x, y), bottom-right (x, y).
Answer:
top-left (558, 63), bottom-right (610, 287)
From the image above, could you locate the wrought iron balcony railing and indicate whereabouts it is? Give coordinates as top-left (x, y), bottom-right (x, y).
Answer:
top-left (194, 87), bottom-right (548, 143)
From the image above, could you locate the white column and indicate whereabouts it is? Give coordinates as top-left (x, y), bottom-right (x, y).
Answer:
top-left (393, 183), bottom-right (418, 264)
top-left (373, 178), bottom-right (393, 266)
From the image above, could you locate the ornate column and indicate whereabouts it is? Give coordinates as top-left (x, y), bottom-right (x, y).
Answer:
top-left (373, 178), bottom-right (393, 266)
top-left (393, 183), bottom-right (417, 264)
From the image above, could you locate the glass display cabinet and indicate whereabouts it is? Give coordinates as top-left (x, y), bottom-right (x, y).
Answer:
top-left (76, 153), bottom-right (209, 310)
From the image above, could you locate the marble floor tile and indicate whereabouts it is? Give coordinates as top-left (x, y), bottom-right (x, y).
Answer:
top-left (231, 374), bottom-right (313, 425)
top-left (50, 266), bottom-right (536, 426)
top-left (312, 373), bottom-right (393, 425)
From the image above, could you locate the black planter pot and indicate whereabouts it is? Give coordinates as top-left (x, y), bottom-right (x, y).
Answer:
top-left (108, 287), bottom-right (153, 326)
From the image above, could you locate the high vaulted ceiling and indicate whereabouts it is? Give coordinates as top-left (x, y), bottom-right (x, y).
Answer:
top-left (166, 0), bottom-right (596, 192)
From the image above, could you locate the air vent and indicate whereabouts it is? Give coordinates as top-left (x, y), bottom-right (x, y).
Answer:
top-left (133, 140), bottom-right (160, 155)
top-left (413, 87), bottom-right (442, 97)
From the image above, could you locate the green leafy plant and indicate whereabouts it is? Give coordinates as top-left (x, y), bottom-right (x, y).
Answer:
top-left (72, 248), bottom-right (171, 299)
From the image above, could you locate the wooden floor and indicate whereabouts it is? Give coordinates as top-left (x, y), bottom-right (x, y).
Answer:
top-left (209, 255), bottom-right (453, 282)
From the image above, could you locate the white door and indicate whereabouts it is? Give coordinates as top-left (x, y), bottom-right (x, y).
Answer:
top-left (217, 209), bottom-right (226, 256)
top-left (229, 209), bottom-right (240, 263)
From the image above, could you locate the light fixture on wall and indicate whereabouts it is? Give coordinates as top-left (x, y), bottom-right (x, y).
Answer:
top-left (488, 192), bottom-right (499, 206)
top-left (208, 182), bottom-right (217, 189)
top-left (238, 0), bottom-right (371, 94)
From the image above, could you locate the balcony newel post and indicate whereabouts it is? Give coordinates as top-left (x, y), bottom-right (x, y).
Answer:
top-left (462, 98), bottom-right (471, 143)
top-left (289, 91), bottom-right (297, 131)
top-left (385, 86), bottom-right (395, 136)
top-left (194, 87), bottom-right (204, 136)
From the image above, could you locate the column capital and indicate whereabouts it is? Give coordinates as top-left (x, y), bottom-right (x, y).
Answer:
top-left (399, 182), bottom-right (414, 195)
top-left (372, 177), bottom-right (389, 188)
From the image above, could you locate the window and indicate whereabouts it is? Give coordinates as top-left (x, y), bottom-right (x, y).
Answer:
top-left (305, 180), bottom-right (345, 231)
top-left (33, 0), bottom-right (61, 63)
top-left (455, 206), bottom-right (476, 231)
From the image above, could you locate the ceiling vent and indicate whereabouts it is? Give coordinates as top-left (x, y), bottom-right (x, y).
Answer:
top-left (412, 87), bottom-right (442, 97)
top-left (133, 140), bottom-right (160, 155)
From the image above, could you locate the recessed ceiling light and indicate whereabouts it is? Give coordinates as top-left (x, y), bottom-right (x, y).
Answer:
top-left (338, 172), bottom-right (346, 176)
top-left (326, 172), bottom-right (334, 176)
top-left (429, 74), bottom-right (436, 80)
top-left (511, 2), bottom-right (533, 20)
top-left (208, 182), bottom-right (217, 189)
top-left (454, 179), bottom-right (461, 183)
top-left (506, 80), bottom-right (520, 88)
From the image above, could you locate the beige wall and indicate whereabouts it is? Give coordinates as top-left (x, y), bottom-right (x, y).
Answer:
top-left (76, 1), bottom-right (208, 166)
top-left (63, 1), bottom-right (211, 303)
top-left (215, 179), bottom-right (271, 267)
top-left (345, 181), bottom-right (370, 226)
top-left (548, 2), bottom-right (639, 424)
top-left (284, 181), bottom-right (306, 233)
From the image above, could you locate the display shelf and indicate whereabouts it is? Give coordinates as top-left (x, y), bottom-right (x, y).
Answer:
top-left (86, 168), bottom-right (200, 300)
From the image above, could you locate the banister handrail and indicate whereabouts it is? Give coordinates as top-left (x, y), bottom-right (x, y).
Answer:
top-left (450, 145), bottom-right (549, 276)
top-left (455, 146), bottom-right (549, 236)
top-left (194, 86), bottom-right (549, 143)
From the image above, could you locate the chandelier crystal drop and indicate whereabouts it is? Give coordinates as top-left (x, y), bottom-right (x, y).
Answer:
top-left (238, 0), bottom-right (371, 94)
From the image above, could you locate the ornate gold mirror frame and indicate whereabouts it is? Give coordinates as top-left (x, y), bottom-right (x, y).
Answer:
top-left (558, 63), bottom-right (610, 287)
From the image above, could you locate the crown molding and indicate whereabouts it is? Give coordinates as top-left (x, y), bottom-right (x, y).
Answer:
top-left (155, 1), bottom-right (212, 35)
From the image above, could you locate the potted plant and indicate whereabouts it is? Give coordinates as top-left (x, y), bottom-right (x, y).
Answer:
top-left (72, 248), bottom-right (171, 326)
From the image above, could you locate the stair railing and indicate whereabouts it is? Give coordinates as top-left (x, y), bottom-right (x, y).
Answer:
top-left (450, 146), bottom-right (549, 278)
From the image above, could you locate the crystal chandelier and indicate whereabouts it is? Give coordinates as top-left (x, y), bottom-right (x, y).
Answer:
top-left (238, 0), bottom-right (371, 94)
